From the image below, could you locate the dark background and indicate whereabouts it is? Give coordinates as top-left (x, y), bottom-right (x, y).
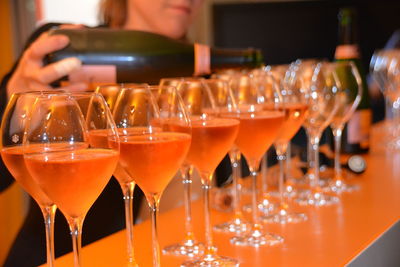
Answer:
top-left (212, 0), bottom-right (400, 72)
top-left (212, 0), bottom-right (400, 150)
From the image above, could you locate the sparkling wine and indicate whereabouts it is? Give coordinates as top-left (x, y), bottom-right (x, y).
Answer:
top-left (25, 147), bottom-right (119, 218)
top-left (175, 118), bottom-right (239, 182)
top-left (88, 129), bottom-right (132, 185)
top-left (222, 111), bottom-right (284, 163)
top-left (1, 146), bottom-right (53, 206)
top-left (274, 103), bottom-right (309, 144)
top-left (116, 132), bottom-right (191, 196)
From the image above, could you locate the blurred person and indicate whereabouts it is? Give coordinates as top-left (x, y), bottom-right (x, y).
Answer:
top-left (0, 0), bottom-right (204, 266)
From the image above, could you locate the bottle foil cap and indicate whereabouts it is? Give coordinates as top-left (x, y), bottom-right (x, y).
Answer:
top-left (335, 44), bottom-right (360, 59)
top-left (194, 43), bottom-right (211, 76)
top-left (348, 155), bottom-right (366, 174)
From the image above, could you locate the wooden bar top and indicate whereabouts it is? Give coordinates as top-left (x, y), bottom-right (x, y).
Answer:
top-left (39, 124), bottom-right (400, 266)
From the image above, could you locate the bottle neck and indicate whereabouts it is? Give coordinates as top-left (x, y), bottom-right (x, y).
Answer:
top-left (336, 8), bottom-right (360, 60)
top-left (193, 45), bottom-right (264, 75)
top-left (209, 47), bottom-right (264, 71)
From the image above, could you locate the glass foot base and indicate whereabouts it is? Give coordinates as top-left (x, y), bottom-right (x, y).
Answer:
top-left (268, 186), bottom-right (310, 199)
top-left (127, 260), bottom-right (139, 267)
top-left (388, 137), bottom-right (400, 151)
top-left (289, 177), bottom-right (309, 186)
top-left (296, 192), bottom-right (339, 206)
top-left (243, 202), bottom-right (277, 214)
top-left (163, 239), bottom-right (205, 257)
top-left (327, 180), bottom-right (360, 194)
top-left (262, 209), bottom-right (307, 224)
top-left (181, 254), bottom-right (239, 267)
top-left (298, 173), bottom-right (330, 187)
top-left (213, 218), bottom-right (251, 234)
top-left (230, 229), bottom-right (283, 247)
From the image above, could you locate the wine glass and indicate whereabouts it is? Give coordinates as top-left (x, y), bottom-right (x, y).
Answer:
top-left (376, 50), bottom-right (400, 150)
top-left (296, 62), bottom-right (340, 206)
top-left (96, 83), bottom-right (148, 266)
top-left (370, 49), bottom-right (400, 150)
top-left (1, 92), bottom-right (58, 267)
top-left (113, 85), bottom-right (191, 267)
top-left (216, 73), bottom-right (284, 247)
top-left (161, 77), bottom-right (205, 258)
top-left (200, 77), bottom-right (252, 235)
top-left (370, 49), bottom-right (400, 117)
top-left (255, 65), bottom-right (292, 213)
top-left (23, 92), bottom-right (119, 267)
top-left (95, 83), bottom-right (148, 112)
top-left (386, 52), bottom-right (400, 149)
top-left (288, 59), bottom-right (321, 187)
top-left (261, 65), bottom-right (309, 224)
top-left (177, 78), bottom-right (240, 266)
top-left (216, 70), bottom-right (276, 214)
top-left (212, 70), bottom-right (250, 199)
top-left (267, 64), bottom-right (299, 192)
top-left (159, 77), bottom-right (186, 87)
top-left (95, 84), bottom-right (122, 111)
top-left (327, 61), bottom-right (363, 192)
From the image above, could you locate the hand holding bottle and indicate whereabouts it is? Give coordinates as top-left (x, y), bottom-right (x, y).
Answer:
top-left (6, 24), bottom-right (87, 98)
top-left (46, 28), bottom-right (264, 84)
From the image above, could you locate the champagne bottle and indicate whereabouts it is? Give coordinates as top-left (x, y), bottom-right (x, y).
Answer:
top-left (45, 28), bottom-right (264, 85)
top-left (334, 7), bottom-right (371, 154)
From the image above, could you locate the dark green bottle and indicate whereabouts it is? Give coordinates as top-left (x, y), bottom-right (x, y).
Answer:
top-left (334, 7), bottom-right (371, 154)
top-left (46, 28), bottom-right (264, 85)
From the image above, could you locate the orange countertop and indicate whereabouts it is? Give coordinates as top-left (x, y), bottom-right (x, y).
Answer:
top-left (39, 125), bottom-right (400, 266)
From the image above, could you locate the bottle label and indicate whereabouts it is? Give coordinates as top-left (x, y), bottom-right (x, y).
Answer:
top-left (68, 65), bottom-right (117, 84)
top-left (335, 45), bottom-right (360, 59)
top-left (194, 43), bottom-right (211, 76)
top-left (347, 109), bottom-right (371, 148)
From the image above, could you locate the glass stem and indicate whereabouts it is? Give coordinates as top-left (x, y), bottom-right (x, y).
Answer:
top-left (68, 216), bottom-right (84, 267)
top-left (307, 130), bottom-right (313, 170)
top-left (392, 98), bottom-right (400, 139)
top-left (332, 127), bottom-right (343, 182)
top-left (305, 129), bottom-right (315, 182)
top-left (249, 162), bottom-right (261, 229)
top-left (276, 143), bottom-right (288, 211)
top-left (182, 165), bottom-right (195, 241)
top-left (40, 204), bottom-right (56, 267)
top-left (121, 181), bottom-right (137, 264)
top-left (286, 143), bottom-right (292, 181)
top-left (385, 96), bottom-right (393, 121)
top-left (229, 149), bottom-right (243, 220)
top-left (310, 134), bottom-right (321, 192)
top-left (202, 174), bottom-right (216, 256)
top-left (148, 194), bottom-right (161, 267)
top-left (278, 154), bottom-right (286, 208)
top-left (261, 154), bottom-right (268, 198)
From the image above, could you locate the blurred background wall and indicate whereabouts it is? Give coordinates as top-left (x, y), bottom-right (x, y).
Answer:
top-left (0, 0), bottom-right (16, 79)
top-left (211, 0), bottom-right (400, 74)
top-left (0, 1), bottom-right (28, 264)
